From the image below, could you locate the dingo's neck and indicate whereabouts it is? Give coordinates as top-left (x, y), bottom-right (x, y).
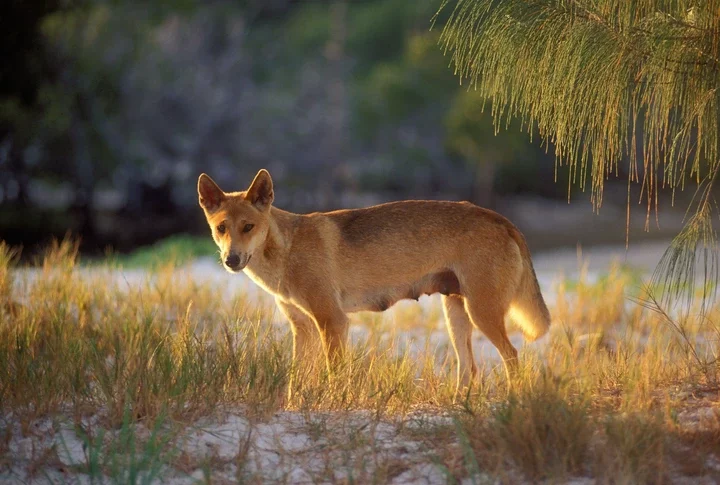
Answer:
top-left (243, 207), bottom-right (299, 297)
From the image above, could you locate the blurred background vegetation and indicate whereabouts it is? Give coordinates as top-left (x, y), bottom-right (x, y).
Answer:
top-left (0, 0), bottom-right (682, 259)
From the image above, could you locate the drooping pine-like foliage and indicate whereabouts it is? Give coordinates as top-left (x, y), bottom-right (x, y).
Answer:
top-left (437, 0), bottom-right (720, 310)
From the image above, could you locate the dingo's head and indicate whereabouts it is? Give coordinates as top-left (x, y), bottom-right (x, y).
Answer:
top-left (198, 169), bottom-right (274, 273)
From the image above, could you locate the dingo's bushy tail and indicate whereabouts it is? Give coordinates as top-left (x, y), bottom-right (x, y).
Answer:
top-left (507, 228), bottom-right (551, 341)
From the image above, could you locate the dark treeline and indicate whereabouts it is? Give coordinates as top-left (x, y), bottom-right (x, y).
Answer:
top-left (1, 0), bottom-right (567, 255)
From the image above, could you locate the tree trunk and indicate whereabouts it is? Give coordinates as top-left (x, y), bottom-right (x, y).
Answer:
top-left (7, 139), bottom-right (30, 207)
top-left (471, 160), bottom-right (496, 210)
top-left (70, 110), bottom-right (97, 245)
top-left (323, 0), bottom-right (348, 207)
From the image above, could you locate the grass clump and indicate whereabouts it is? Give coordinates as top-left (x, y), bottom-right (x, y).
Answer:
top-left (465, 377), bottom-right (592, 481)
top-left (72, 410), bottom-right (178, 484)
top-left (596, 412), bottom-right (668, 484)
top-left (0, 238), bottom-right (289, 426)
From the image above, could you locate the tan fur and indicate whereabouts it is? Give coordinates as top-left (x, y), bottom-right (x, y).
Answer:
top-left (198, 169), bottom-right (551, 393)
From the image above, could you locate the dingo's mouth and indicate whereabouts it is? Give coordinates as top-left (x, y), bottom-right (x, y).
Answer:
top-left (239, 254), bottom-right (252, 270)
top-left (224, 254), bottom-right (252, 272)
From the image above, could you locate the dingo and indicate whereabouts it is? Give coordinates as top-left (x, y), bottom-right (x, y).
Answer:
top-left (198, 169), bottom-right (550, 392)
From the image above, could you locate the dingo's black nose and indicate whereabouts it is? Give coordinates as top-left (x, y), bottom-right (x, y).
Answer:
top-left (225, 254), bottom-right (241, 269)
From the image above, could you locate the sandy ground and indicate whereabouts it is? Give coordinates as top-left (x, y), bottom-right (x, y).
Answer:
top-left (8, 240), bottom-right (719, 484)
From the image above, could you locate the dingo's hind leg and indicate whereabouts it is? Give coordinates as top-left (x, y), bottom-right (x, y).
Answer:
top-left (461, 281), bottom-right (518, 378)
top-left (442, 294), bottom-right (479, 394)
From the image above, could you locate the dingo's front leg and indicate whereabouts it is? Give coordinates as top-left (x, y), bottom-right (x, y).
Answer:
top-left (303, 296), bottom-right (349, 373)
top-left (277, 299), bottom-right (319, 366)
top-left (276, 299), bottom-right (321, 401)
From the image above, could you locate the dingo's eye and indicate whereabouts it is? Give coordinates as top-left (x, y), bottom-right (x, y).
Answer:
top-left (217, 223), bottom-right (226, 234)
top-left (243, 224), bottom-right (254, 233)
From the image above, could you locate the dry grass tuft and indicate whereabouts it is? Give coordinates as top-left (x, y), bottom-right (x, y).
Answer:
top-left (464, 376), bottom-right (592, 481)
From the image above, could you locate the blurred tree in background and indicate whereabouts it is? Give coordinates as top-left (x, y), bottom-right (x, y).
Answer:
top-left (438, 0), bottom-right (720, 308)
top-left (1, 0), bottom-right (86, 233)
top-left (0, 0), bottom-right (558, 253)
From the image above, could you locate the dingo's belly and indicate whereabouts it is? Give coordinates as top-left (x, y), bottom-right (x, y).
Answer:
top-left (340, 270), bottom-right (460, 313)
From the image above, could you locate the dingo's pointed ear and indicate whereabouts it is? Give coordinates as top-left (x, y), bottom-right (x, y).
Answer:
top-left (198, 174), bottom-right (225, 212)
top-left (246, 169), bottom-right (274, 211)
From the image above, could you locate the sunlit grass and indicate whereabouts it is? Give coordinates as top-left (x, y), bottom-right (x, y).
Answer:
top-left (1, 238), bottom-right (719, 483)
